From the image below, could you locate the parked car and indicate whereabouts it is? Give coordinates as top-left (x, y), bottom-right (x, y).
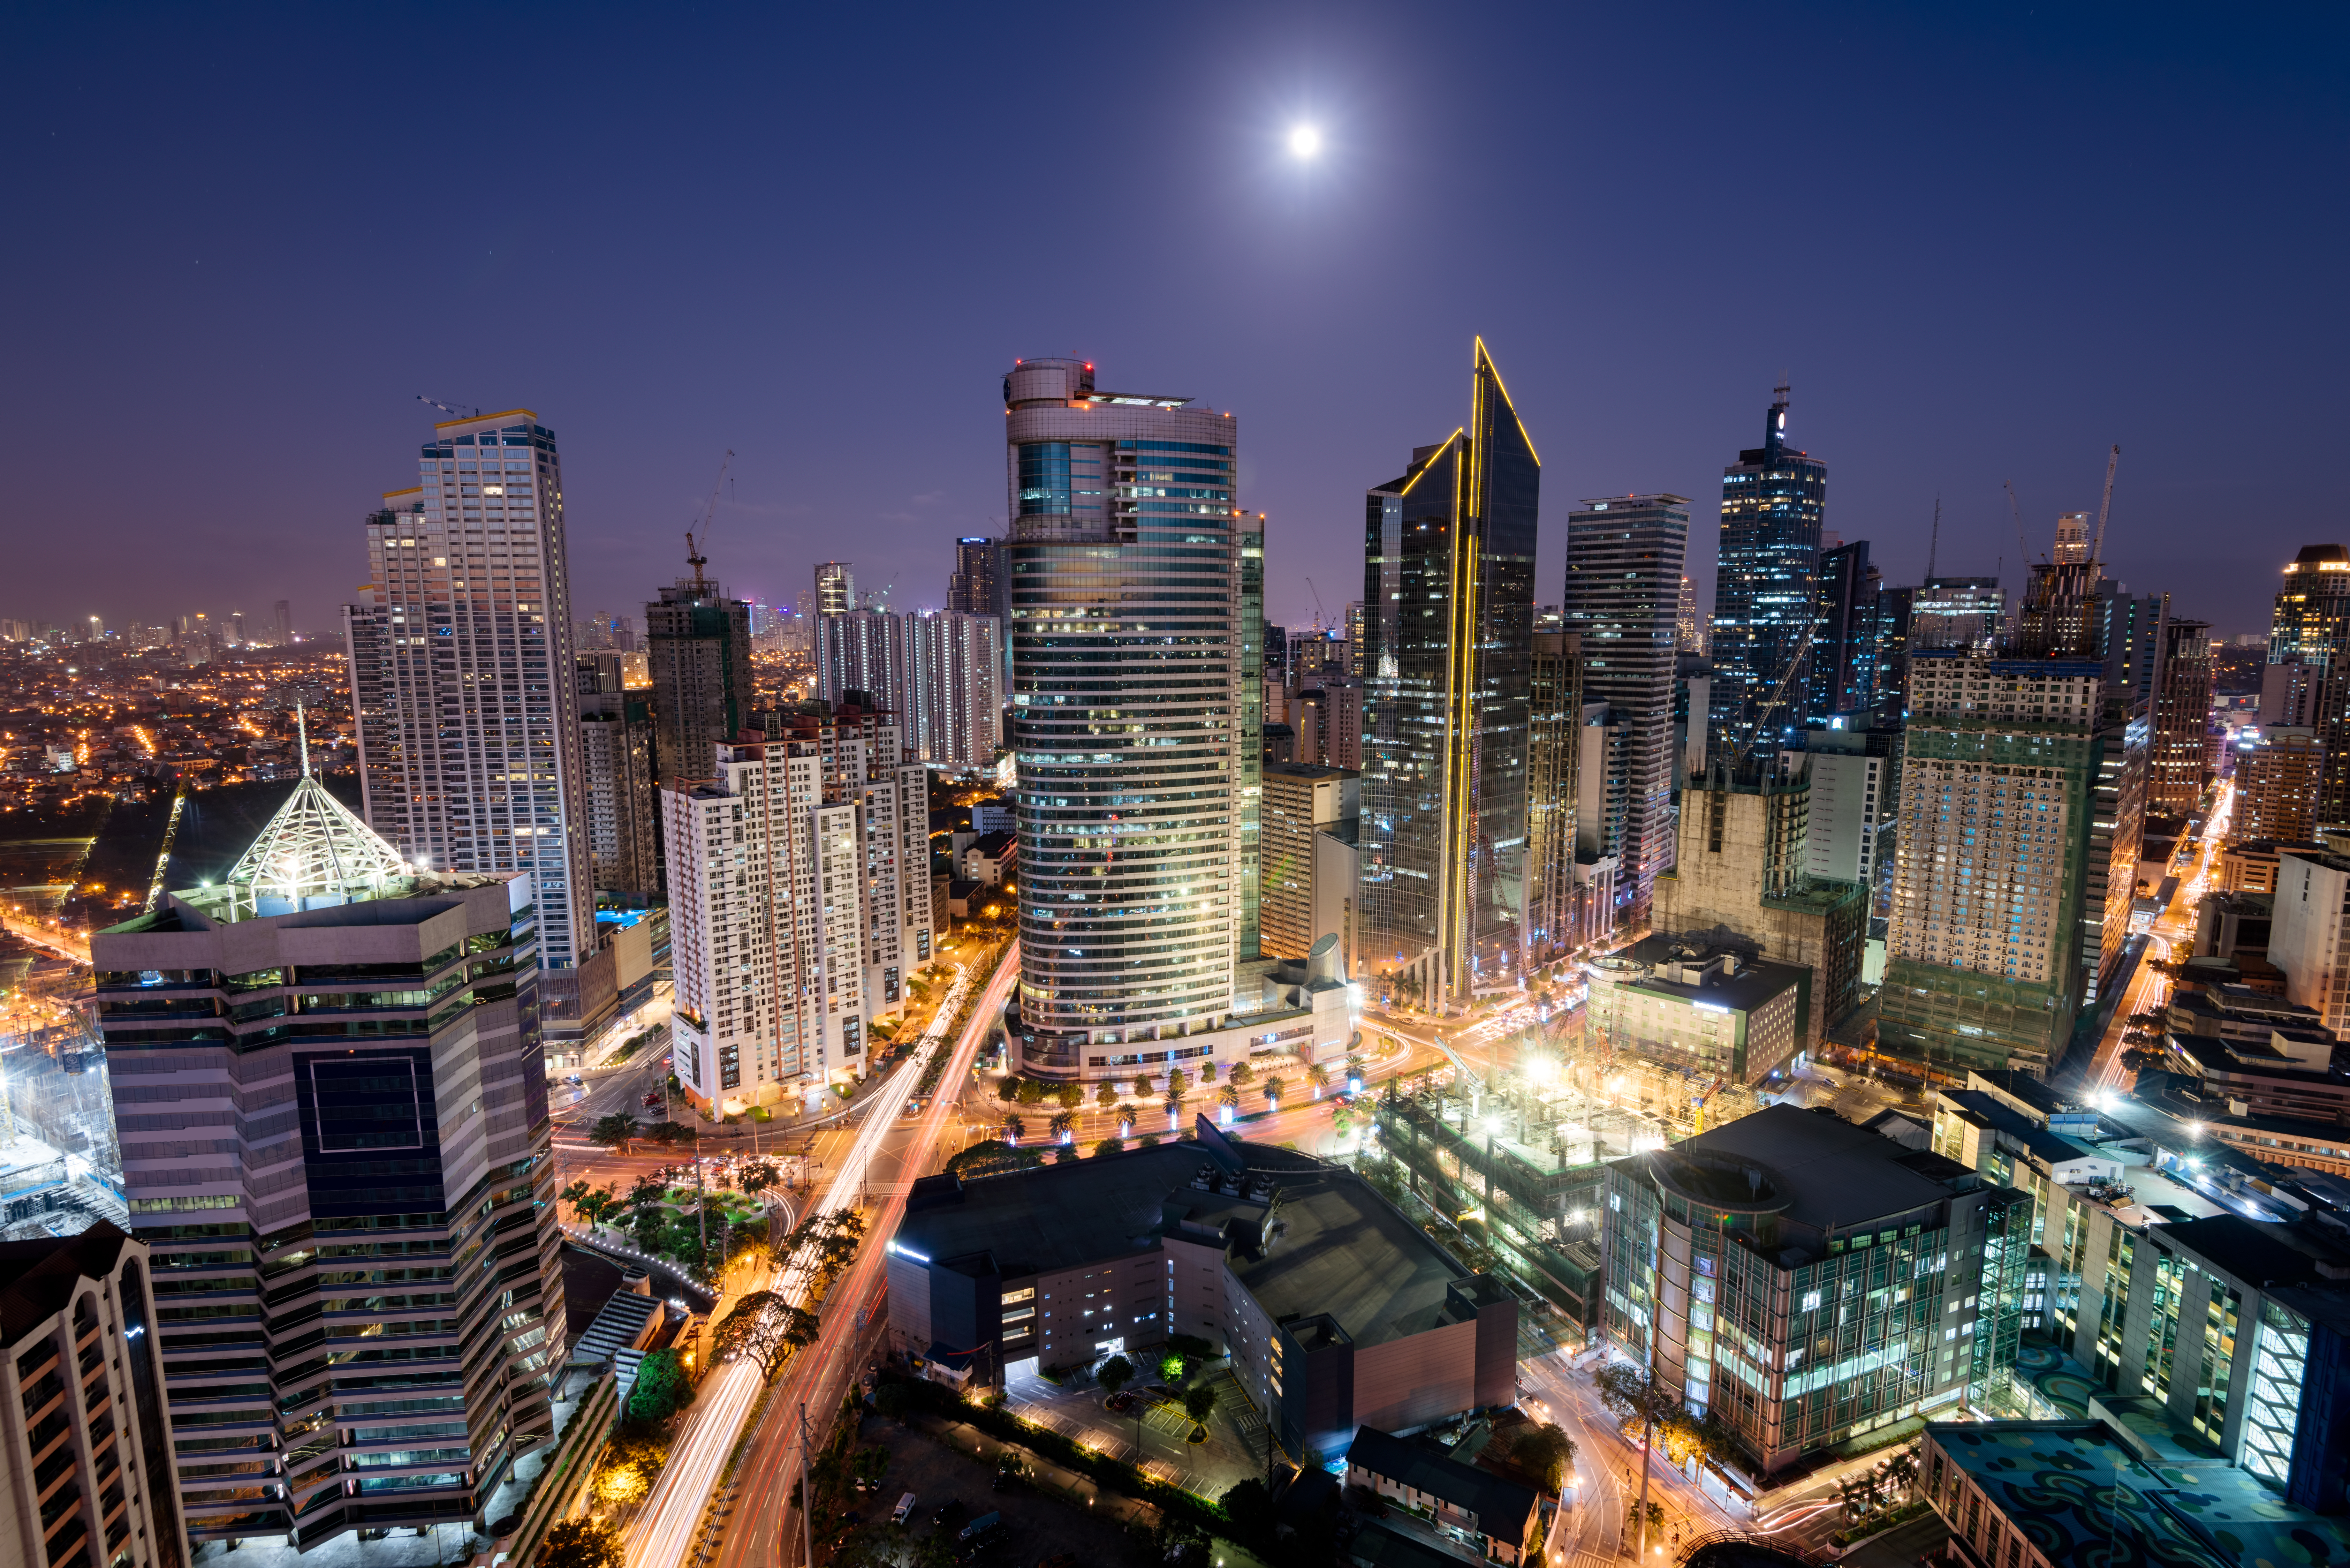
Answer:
top-left (956, 1511), bottom-right (1001, 1542)
top-left (565, 1074), bottom-right (583, 1085)
top-left (891, 1494), bottom-right (918, 1526)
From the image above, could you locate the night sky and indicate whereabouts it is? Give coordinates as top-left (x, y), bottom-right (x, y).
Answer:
top-left (6, 4), bottom-right (2345, 643)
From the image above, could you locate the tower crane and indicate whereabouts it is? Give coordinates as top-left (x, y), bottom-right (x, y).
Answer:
top-left (2003, 480), bottom-right (2035, 565)
top-left (1306, 576), bottom-right (1330, 633)
top-left (415, 394), bottom-right (481, 419)
top-left (2088, 444), bottom-right (2121, 565)
top-left (683, 449), bottom-right (735, 588)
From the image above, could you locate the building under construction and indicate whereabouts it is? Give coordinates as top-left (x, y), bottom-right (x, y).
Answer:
top-left (0, 948), bottom-right (127, 1239)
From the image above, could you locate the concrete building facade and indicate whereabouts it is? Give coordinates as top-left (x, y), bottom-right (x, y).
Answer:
top-left (576, 652), bottom-right (658, 895)
top-left (1261, 763), bottom-right (1358, 961)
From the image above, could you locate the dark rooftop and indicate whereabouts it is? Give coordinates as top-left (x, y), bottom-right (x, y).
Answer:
top-left (1623, 1103), bottom-right (1977, 1233)
top-left (2152, 1214), bottom-right (2350, 1290)
top-left (1346, 1425), bottom-right (1539, 1537)
top-left (0, 1222), bottom-right (130, 1350)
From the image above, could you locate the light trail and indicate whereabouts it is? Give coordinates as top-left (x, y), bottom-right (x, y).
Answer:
top-left (623, 948), bottom-right (1011, 1568)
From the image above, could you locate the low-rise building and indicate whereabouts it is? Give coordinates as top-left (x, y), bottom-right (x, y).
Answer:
top-left (963, 829), bottom-right (1016, 887)
top-left (1583, 939), bottom-right (1808, 1086)
top-left (1344, 1426), bottom-right (1540, 1565)
top-left (1601, 1104), bottom-right (2035, 1476)
top-left (885, 1121), bottom-right (1516, 1463)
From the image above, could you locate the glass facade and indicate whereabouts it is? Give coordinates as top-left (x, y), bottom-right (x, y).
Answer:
top-left (1360, 342), bottom-right (1540, 1003)
top-left (1709, 388), bottom-right (1827, 758)
top-left (2243, 1299), bottom-right (2310, 1486)
top-left (1238, 518), bottom-right (1265, 960)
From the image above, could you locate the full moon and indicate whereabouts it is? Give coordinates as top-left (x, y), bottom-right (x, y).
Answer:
top-left (1288, 124), bottom-right (1321, 159)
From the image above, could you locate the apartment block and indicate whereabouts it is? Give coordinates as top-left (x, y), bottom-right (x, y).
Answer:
top-left (576, 652), bottom-right (657, 895)
top-left (645, 576), bottom-right (754, 787)
top-left (1261, 762), bottom-right (1357, 961)
top-left (2233, 728), bottom-right (2324, 848)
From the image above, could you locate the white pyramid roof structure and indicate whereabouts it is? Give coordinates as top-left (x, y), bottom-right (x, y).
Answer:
top-left (224, 725), bottom-right (409, 913)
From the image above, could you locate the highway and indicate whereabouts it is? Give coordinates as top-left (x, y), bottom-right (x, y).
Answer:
top-left (612, 946), bottom-right (1015, 1568)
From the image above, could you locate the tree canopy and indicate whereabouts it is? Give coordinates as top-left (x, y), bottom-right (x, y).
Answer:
top-left (539, 1519), bottom-right (624, 1568)
top-left (588, 1113), bottom-right (642, 1152)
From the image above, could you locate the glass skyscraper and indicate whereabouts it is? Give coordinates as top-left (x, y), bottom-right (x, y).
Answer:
top-left (1002, 358), bottom-right (1251, 1075)
top-left (1360, 341), bottom-right (1540, 1004)
top-left (1709, 386), bottom-right (1826, 759)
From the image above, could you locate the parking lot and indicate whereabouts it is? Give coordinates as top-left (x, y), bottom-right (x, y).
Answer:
top-left (852, 1410), bottom-right (1143, 1566)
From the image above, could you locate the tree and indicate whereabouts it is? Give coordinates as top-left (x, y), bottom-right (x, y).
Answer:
top-left (1229, 1061), bottom-right (1255, 1088)
top-left (739, 1159), bottom-right (779, 1196)
top-left (1048, 1110), bottom-right (1077, 1144)
top-left (997, 1076), bottom-right (1024, 1104)
top-left (1130, 1075), bottom-right (1153, 1099)
top-left (1097, 1354), bottom-right (1136, 1403)
top-left (561, 1179), bottom-right (592, 1210)
top-left (1096, 1081), bottom-right (1122, 1108)
top-left (626, 1172), bottom-right (667, 1211)
top-left (629, 1204), bottom-right (666, 1254)
top-left (589, 1113), bottom-right (643, 1153)
top-left (1198, 1060), bottom-right (1218, 1084)
top-left (1057, 1081), bottom-right (1084, 1110)
top-left (1181, 1381), bottom-right (1217, 1435)
top-left (1219, 1478), bottom-right (1277, 1543)
top-left (1307, 1061), bottom-right (1331, 1098)
top-left (1094, 1134), bottom-right (1126, 1156)
top-left (1512, 1422), bottom-right (1577, 1495)
top-left (1002, 1112), bottom-right (1027, 1144)
top-left (645, 1119), bottom-right (694, 1146)
top-left (1263, 1075), bottom-right (1287, 1107)
top-left (872, 1382), bottom-right (910, 1423)
top-left (944, 1139), bottom-right (1043, 1181)
top-left (542, 1519), bottom-right (624, 1568)
top-left (1217, 1082), bottom-right (1240, 1111)
top-left (1016, 1077), bottom-right (1047, 1106)
top-left (2120, 1045), bottom-right (2171, 1077)
top-left (711, 1291), bottom-right (805, 1380)
top-left (627, 1347), bottom-right (691, 1422)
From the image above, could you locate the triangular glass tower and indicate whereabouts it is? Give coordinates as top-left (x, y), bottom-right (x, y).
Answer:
top-left (222, 710), bottom-right (409, 916)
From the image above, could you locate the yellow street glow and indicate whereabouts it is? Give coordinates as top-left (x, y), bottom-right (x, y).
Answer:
top-left (1288, 124), bottom-right (1321, 158)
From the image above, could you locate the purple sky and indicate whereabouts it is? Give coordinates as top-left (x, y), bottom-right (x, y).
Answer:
top-left (5, 4), bottom-right (2345, 644)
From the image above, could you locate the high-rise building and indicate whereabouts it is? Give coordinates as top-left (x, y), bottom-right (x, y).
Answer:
top-left (1000, 356), bottom-right (1247, 1077)
top-left (815, 608), bottom-right (908, 727)
top-left (1526, 629), bottom-right (1583, 962)
top-left (2270, 850), bottom-right (2350, 1039)
top-left (646, 575), bottom-right (754, 786)
top-left (2232, 728), bottom-right (2323, 846)
top-left (342, 408), bottom-right (597, 1008)
top-left (948, 536), bottom-right (1002, 619)
top-left (1601, 1105), bottom-right (2033, 1476)
top-left (2149, 616), bottom-right (2213, 813)
top-left (1563, 494), bottom-right (1689, 923)
top-left (89, 788), bottom-right (561, 1551)
top-left (0, 1223), bottom-right (187, 1568)
top-left (1878, 651), bottom-right (2106, 1076)
top-left (1909, 577), bottom-right (2005, 650)
top-left (1261, 763), bottom-right (1358, 960)
top-left (1675, 574), bottom-right (1702, 654)
top-left (227, 610), bottom-right (247, 647)
top-left (577, 652), bottom-right (658, 894)
top-left (814, 561), bottom-right (855, 617)
top-left (1345, 600), bottom-right (1366, 675)
top-left (906, 609), bottom-right (1001, 770)
top-left (271, 598), bottom-right (293, 646)
top-left (1810, 539), bottom-right (1881, 717)
top-left (1709, 387), bottom-right (1826, 757)
top-left (1239, 514), bottom-right (1267, 962)
top-left (2269, 545), bottom-right (2350, 830)
top-left (2098, 585), bottom-right (2168, 709)
top-left (1359, 343), bottom-right (1540, 1003)
top-left (667, 701), bottom-right (933, 1105)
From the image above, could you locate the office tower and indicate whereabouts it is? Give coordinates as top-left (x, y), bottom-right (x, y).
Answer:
top-left (2085, 706), bottom-right (2149, 1004)
top-left (815, 608), bottom-right (913, 750)
top-left (89, 796), bottom-right (561, 1551)
top-left (2149, 616), bottom-right (2213, 813)
top-left (1675, 574), bottom-right (1701, 654)
top-left (948, 536), bottom-right (1002, 618)
top-left (342, 408), bottom-right (597, 1019)
top-left (1261, 763), bottom-right (1359, 960)
top-left (1810, 539), bottom-right (1880, 717)
top-left (271, 598), bottom-right (292, 646)
top-left (814, 561), bottom-right (855, 616)
top-left (2270, 545), bottom-right (2350, 829)
top-left (1001, 355), bottom-right (1247, 1076)
top-left (577, 652), bottom-right (658, 893)
top-left (1910, 577), bottom-right (2006, 649)
top-left (1360, 342), bottom-right (1540, 1004)
top-left (1562, 494), bottom-right (1689, 923)
top-left (2098, 586), bottom-right (2167, 709)
top-left (1870, 585), bottom-right (1915, 713)
top-left (1879, 651), bottom-right (2104, 1076)
top-left (1345, 600), bottom-right (1366, 675)
top-left (1585, 943), bottom-right (1812, 1084)
top-left (2233, 728), bottom-right (2323, 846)
top-left (1709, 386), bottom-right (1826, 757)
top-left (667, 700), bottom-right (932, 1104)
top-left (2270, 850), bottom-right (2350, 1037)
top-left (906, 609), bottom-right (1001, 769)
top-left (1526, 629), bottom-right (1583, 961)
top-left (225, 610), bottom-right (245, 647)
top-left (2262, 661), bottom-right (2319, 727)
top-left (1237, 515), bottom-right (1267, 961)
top-left (1292, 679), bottom-right (1363, 771)
top-left (645, 573), bottom-right (754, 790)
top-left (1602, 1105), bottom-right (2032, 1475)
top-left (1, 1223), bottom-right (186, 1568)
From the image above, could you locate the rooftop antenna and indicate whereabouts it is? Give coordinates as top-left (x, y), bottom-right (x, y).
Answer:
top-left (295, 700), bottom-right (310, 779)
top-left (2089, 444), bottom-right (2122, 565)
top-left (1926, 498), bottom-right (1941, 581)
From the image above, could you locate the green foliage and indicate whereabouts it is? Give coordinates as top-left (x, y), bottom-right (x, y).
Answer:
top-left (738, 1159), bottom-right (779, 1195)
top-left (997, 1076), bottom-right (1024, 1104)
top-left (1057, 1081), bottom-right (1084, 1109)
top-left (1052, 1144), bottom-right (1081, 1163)
top-left (539, 1518), bottom-right (624, 1568)
top-left (1096, 1081), bottom-right (1123, 1107)
top-left (871, 1382), bottom-right (910, 1421)
top-left (1130, 1075), bottom-right (1153, 1098)
top-left (626, 1347), bottom-right (691, 1422)
top-left (1016, 1077), bottom-right (1047, 1105)
top-left (1136, 1133), bottom-right (1161, 1148)
top-left (1181, 1381), bottom-right (1218, 1426)
top-left (589, 1113), bottom-right (642, 1151)
top-left (1001, 1112), bottom-right (1027, 1143)
top-left (1160, 1353), bottom-right (1187, 1382)
top-left (1094, 1135), bottom-right (1126, 1157)
top-left (1509, 1422), bottom-right (1576, 1494)
top-left (1229, 1061), bottom-right (1254, 1087)
top-left (644, 1119), bottom-right (694, 1145)
top-left (1166, 1066), bottom-right (1190, 1098)
top-left (1219, 1477), bottom-right (1276, 1543)
top-left (1198, 1060), bottom-right (1217, 1084)
top-left (1096, 1354), bottom-right (1136, 1399)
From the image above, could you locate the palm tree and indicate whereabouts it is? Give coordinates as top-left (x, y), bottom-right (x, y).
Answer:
top-left (1163, 1085), bottom-right (1187, 1129)
top-left (1263, 1075), bottom-right (1287, 1108)
top-left (1307, 1062), bottom-right (1331, 1099)
top-left (1216, 1082), bottom-right (1240, 1113)
top-left (1048, 1110), bottom-right (1077, 1144)
top-left (1002, 1112), bottom-right (1026, 1144)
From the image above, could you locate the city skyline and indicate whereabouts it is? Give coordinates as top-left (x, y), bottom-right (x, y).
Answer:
top-left (6, 8), bottom-right (2344, 639)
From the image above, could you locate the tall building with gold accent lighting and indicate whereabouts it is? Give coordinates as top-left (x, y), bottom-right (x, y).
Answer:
top-left (1360, 341), bottom-right (1540, 1006)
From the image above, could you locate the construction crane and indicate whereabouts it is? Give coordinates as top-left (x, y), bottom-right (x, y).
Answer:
top-left (1727, 612), bottom-right (1827, 776)
top-left (682, 449), bottom-right (735, 588)
top-left (1305, 576), bottom-right (1329, 633)
top-left (415, 394), bottom-right (481, 420)
top-left (2088, 444), bottom-right (2121, 565)
top-left (1925, 498), bottom-right (1941, 581)
top-left (2003, 480), bottom-right (2035, 565)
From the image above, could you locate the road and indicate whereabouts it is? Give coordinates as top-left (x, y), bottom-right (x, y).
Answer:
top-left (1519, 1344), bottom-right (1747, 1564)
top-left (612, 946), bottom-right (1015, 1568)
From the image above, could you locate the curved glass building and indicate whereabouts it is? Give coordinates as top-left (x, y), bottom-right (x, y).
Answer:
top-left (1002, 358), bottom-right (1250, 1077)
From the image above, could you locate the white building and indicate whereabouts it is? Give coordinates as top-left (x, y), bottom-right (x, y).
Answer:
top-left (342, 408), bottom-right (598, 1021)
top-left (907, 609), bottom-right (1002, 770)
top-left (2272, 848), bottom-right (2350, 1039)
top-left (663, 701), bottom-right (933, 1110)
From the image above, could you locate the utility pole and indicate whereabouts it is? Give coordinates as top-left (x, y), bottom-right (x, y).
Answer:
top-left (798, 1401), bottom-right (815, 1568)
top-left (1637, 1162), bottom-right (1665, 1564)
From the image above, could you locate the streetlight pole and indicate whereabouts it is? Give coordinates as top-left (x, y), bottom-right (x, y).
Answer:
top-left (1636, 1160), bottom-right (1666, 1564)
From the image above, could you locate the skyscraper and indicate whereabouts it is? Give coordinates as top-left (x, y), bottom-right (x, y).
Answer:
top-left (1563, 494), bottom-right (1689, 922)
top-left (646, 573), bottom-right (754, 785)
top-left (343, 408), bottom-right (597, 1009)
top-left (814, 561), bottom-right (855, 616)
top-left (2269, 545), bottom-right (2350, 830)
top-left (271, 597), bottom-right (292, 646)
top-left (906, 609), bottom-right (1002, 769)
top-left (1709, 387), bottom-right (1826, 758)
top-left (1878, 651), bottom-right (2105, 1076)
top-left (1001, 356), bottom-right (1247, 1075)
top-left (2149, 616), bottom-right (2213, 814)
top-left (1675, 574), bottom-right (1702, 654)
top-left (1239, 513), bottom-right (1267, 961)
top-left (815, 607), bottom-right (911, 741)
top-left (577, 652), bottom-right (659, 893)
top-left (1809, 539), bottom-right (1880, 717)
top-left (90, 788), bottom-right (561, 1552)
top-left (1525, 629), bottom-right (1584, 961)
top-left (1359, 342), bottom-right (1540, 1003)
top-left (948, 536), bottom-right (1001, 617)
top-left (1262, 762), bottom-right (1358, 960)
